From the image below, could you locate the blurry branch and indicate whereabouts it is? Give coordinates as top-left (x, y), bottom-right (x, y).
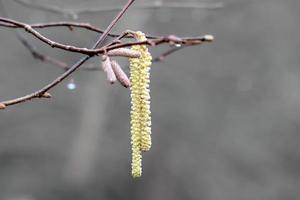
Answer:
top-left (17, 31), bottom-right (194, 71)
top-left (13, 0), bottom-right (223, 17)
top-left (0, 0), bottom-right (101, 71)
top-left (16, 33), bottom-right (70, 70)
top-left (0, 17), bottom-right (212, 67)
top-left (0, 0), bottom-right (214, 109)
top-left (153, 45), bottom-right (186, 62)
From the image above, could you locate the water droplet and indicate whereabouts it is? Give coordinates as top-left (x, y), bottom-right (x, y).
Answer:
top-left (67, 79), bottom-right (76, 90)
top-left (67, 83), bottom-right (76, 90)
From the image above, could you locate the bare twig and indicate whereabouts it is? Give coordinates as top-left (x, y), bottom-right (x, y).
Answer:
top-left (16, 33), bottom-right (68, 68)
top-left (15, 26), bottom-right (209, 71)
top-left (0, 17), bottom-right (104, 56)
top-left (0, 17), bottom-right (211, 56)
top-left (0, 1), bottom-right (214, 109)
top-left (0, 20), bottom-right (159, 39)
top-left (0, 0), bottom-right (136, 107)
top-left (153, 45), bottom-right (186, 62)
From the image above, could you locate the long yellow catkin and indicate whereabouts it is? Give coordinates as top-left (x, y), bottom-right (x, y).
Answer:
top-left (129, 31), bottom-right (152, 178)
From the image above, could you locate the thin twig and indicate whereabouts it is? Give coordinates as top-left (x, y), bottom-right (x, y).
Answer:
top-left (9, 23), bottom-right (208, 71)
top-left (0, 0), bottom-right (73, 71)
top-left (18, 32), bottom-right (100, 70)
top-left (0, 17), bottom-right (101, 56)
top-left (0, 17), bottom-right (212, 57)
top-left (16, 33), bottom-right (69, 68)
top-left (0, 0), bottom-right (214, 108)
top-left (0, 20), bottom-right (158, 39)
top-left (153, 45), bottom-right (186, 62)
top-left (0, 0), bottom-right (135, 107)
top-left (0, 21), bottom-right (126, 38)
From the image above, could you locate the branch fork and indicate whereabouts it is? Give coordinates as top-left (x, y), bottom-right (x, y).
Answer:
top-left (0, 0), bottom-right (214, 109)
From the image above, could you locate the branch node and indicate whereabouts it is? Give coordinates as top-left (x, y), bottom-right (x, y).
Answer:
top-left (67, 25), bottom-right (73, 31)
top-left (167, 34), bottom-right (182, 45)
top-left (24, 24), bottom-right (31, 32)
top-left (49, 41), bottom-right (55, 47)
top-left (40, 92), bottom-right (52, 98)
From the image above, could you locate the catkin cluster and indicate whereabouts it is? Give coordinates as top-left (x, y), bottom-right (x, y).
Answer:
top-left (129, 31), bottom-right (152, 178)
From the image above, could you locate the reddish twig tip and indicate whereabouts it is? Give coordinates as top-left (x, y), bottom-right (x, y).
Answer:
top-left (0, 103), bottom-right (6, 109)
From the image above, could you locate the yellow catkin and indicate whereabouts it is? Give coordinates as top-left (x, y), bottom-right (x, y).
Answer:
top-left (131, 130), bottom-right (142, 178)
top-left (129, 31), bottom-right (152, 177)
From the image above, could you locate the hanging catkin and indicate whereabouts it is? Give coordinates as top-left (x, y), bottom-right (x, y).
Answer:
top-left (129, 31), bottom-right (152, 178)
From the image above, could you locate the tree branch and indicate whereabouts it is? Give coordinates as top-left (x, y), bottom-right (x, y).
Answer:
top-left (0, 17), bottom-right (210, 56)
top-left (0, 0), bottom-right (136, 107)
top-left (0, 0), bottom-right (214, 109)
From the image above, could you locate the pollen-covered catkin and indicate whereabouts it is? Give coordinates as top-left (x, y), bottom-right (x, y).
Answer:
top-left (131, 127), bottom-right (142, 178)
top-left (129, 31), bottom-right (152, 178)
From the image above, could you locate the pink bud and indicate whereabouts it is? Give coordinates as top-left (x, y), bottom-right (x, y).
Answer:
top-left (101, 55), bottom-right (116, 84)
top-left (111, 60), bottom-right (131, 88)
top-left (107, 48), bottom-right (141, 58)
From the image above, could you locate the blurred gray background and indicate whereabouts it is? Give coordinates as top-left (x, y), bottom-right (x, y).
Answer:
top-left (1, 0), bottom-right (300, 199)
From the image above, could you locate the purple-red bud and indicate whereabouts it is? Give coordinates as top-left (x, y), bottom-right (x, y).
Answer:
top-left (111, 60), bottom-right (131, 88)
top-left (101, 55), bottom-right (116, 84)
top-left (107, 48), bottom-right (141, 58)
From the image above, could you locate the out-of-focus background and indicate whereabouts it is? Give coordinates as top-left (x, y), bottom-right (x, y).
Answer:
top-left (1, 0), bottom-right (300, 199)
